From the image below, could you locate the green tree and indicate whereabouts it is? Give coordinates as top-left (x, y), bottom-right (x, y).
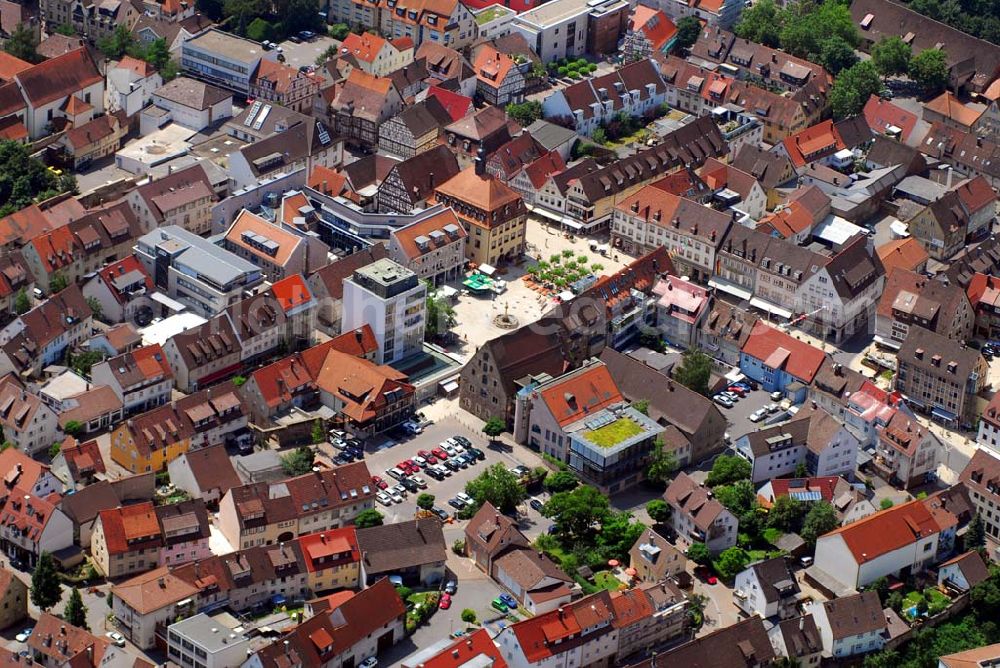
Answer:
top-left (715, 546), bottom-right (750, 580)
top-left (232, 375), bottom-right (247, 387)
top-left (48, 442), bottom-right (62, 459)
top-left (829, 60), bottom-right (883, 119)
top-left (801, 500), bottom-right (839, 546)
top-left (245, 17), bottom-right (275, 42)
top-left (794, 461), bottom-right (808, 478)
top-left (86, 297), bottom-right (103, 320)
top-left (713, 480), bottom-right (756, 516)
top-left (705, 455), bottom-right (751, 487)
top-left (591, 127), bottom-right (607, 145)
top-left (867, 576), bottom-right (890, 604)
top-left (68, 350), bottom-right (103, 376)
top-left (13, 288), bottom-right (29, 315)
top-left (30, 552), bottom-right (62, 611)
top-left (645, 437), bottom-right (677, 486)
top-left (416, 493), bottom-right (435, 510)
top-left (598, 511), bottom-right (646, 561)
top-left (646, 499), bottom-right (671, 524)
top-left (674, 16), bottom-right (702, 51)
top-left (819, 36), bottom-right (859, 75)
top-left (49, 272), bottom-right (69, 293)
top-left (64, 587), bottom-right (89, 629)
top-left (909, 48), bottom-right (949, 95)
top-left (223, 0), bottom-right (267, 35)
top-left (0, 140), bottom-right (70, 217)
top-left (505, 101), bottom-right (543, 126)
top-left (544, 485), bottom-right (610, 547)
top-left (465, 464), bottom-right (525, 514)
top-left (686, 541), bottom-right (711, 565)
top-left (329, 23), bottom-right (351, 39)
top-left (97, 25), bottom-right (135, 58)
top-left (311, 419), bottom-right (325, 444)
top-left (482, 417), bottom-right (505, 443)
top-left (778, 0), bottom-right (858, 60)
top-left (143, 38), bottom-right (172, 71)
top-left (633, 399), bottom-right (649, 415)
top-left (425, 286), bottom-right (457, 340)
top-left (768, 494), bottom-right (805, 532)
top-left (880, 497), bottom-right (895, 510)
top-left (965, 512), bottom-right (986, 551)
top-left (734, 0), bottom-right (782, 47)
top-left (4, 24), bottom-right (39, 63)
top-left (354, 508), bottom-right (384, 528)
top-left (543, 470), bottom-right (579, 494)
top-left (279, 0), bottom-right (325, 35)
top-left (674, 348), bottom-right (712, 396)
top-left (871, 36), bottom-right (912, 79)
top-left (280, 446), bottom-right (314, 475)
top-left (54, 24), bottom-right (77, 36)
top-left (461, 608), bottom-right (477, 624)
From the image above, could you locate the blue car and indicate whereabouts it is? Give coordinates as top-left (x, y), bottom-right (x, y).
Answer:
top-left (499, 593), bottom-right (518, 609)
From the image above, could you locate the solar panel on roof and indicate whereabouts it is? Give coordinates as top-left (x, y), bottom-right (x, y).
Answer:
top-left (790, 491), bottom-right (822, 502)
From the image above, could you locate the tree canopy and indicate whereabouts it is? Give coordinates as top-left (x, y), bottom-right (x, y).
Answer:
top-left (645, 437), bottom-right (677, 486)
top-left (505, 101), bottom-right (542, 126)
top-left (871, 36), bottom-right (912, 79)
top-left (0, 140), bottom-right (75, 217)
top-left (3, 24), bottom-right (40, 63)
top-left (705, 455), bottom-right (751, 487)
top-left (280, 446), bottom-right (314, 476)
top-left (801, 500), bottom-right (839, 546)
top-left (465, 464), bottom-right (525, 514)
top-left (735, 0), bottom-right (859, 60)
top-left (544, 485), bottom-right (610, 546)
top-left (30, 552), bottom-right (62, 611)
top-left (674, 348), bottom-right (713, 396)
top-left (674, 16), bottom-right (702, 50)
top-left (829, 60), bottom-right (883, 119)
top-left (64, 588), bottom-right (89, 630)
top-left (354, 508), bottom-right (384, 528)
top-left (909, 49), bottom-right (950, 95)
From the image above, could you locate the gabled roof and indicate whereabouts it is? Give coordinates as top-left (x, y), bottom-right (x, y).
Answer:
top-left (357, 518), bottom-right (446, 574)
top-left (98, 501), bottom-right (161, 555)
top-left (863, 95), bottom-right (917, 142)
top-left (112, 566), bottom-right (199, 615)
top-left (27, 613), bottom-right (108, 666)
top-left (820, 499), bottom-right (940, 563)
top-left (424, 85), bottom-right (473, 122)
top-left (0, 51), bottom-right (31, 81)
top-left (0, 487), bottom-right (62, 545)
top-left (741, 322), bottom-right (826, 382)
top-left (465, 502), bottom-right (529, 559)
top-left (224, 210), bottom-right (302, 268)
top-left (174, 444), bottom-right (240, 497)
top-left (124, 381), bottom-right (244, 457)
top-left (473, 45), bottom-right (519, 89)
top-left (61, 439), bottom-right (107, 481)
top-left (664, 472), bottom-right (729, 531)
top-left (630, 617), bottom-right (774, 668)
top-left (538, 361), bottom-right (623, 428)
top-left (153, 76), bottom-right (230, 110)
top-left (14, 48), bottom-right (101, 107)
top-left (391, 207), bottom-right (466, 260)
top-left (389, 144), bottom-right (462, 205)
top-left (402, 628), bottom-right (508, 668)
top-left (629, 5), bottom-right (677, 52)
top-left (817, 591), bottom-right (885, 639)
top-left (390, 95), bottom-right (453, 138)
top-left (732, 143), bottom-right (795, 190)
top-left (877, 237), bottom-right (929, 274)
top-left (435, 166), bottom-right (522, 214)
top-left (339, 32), bottom-right (388, 64)
top-left (939, 550), bottom-right (989, 588)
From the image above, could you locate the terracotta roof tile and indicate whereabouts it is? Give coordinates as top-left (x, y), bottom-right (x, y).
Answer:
top-left (820, 499), bottom-right (939, 562)
top-left (741, 322), bottom-right (825, 382)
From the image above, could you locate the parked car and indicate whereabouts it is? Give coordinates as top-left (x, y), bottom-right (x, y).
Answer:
top-left (432, 447), bottom-right (449, 460)
top-left (400, 478), bottom-right (419, 493)
top-left (371, 476), bottom-right (387, 490)
top-left (529, 498), bottom-right (545, 512)
top-left (376, 492), bottom-right (393, 506)
top-left (425, 468), bottom-right (444, 481)
top-left (418, 449), bottom-right (438, 464)
top-left (467, 447), bottom-right (485, 460)
top-left (410, 475), bottom-right (428, 489)
top-left (105, 632), bottom-right (126, 648)
top-left (430, 507), bottom-right (450, 521)
top-left (713, 394), bottom-right (734, 408)
top-left (413, 455), bottom-right (428, 467)
top-left (498, 593), bottom-right (518, 609)
top-left (443, 459), bottom-right (461, 472)
top-left (453, 435), bottom-right (472, 447)
top-left (386, 468), bottom-right (405, 481)
top-left (439, 593), bottom-right (452, 609)
top-left (15, 629), bottom-right (32, 643)
top-left (444, 580), bottom-right (457, 594)
top-left (441, 442), bottom-right (457, 456)
top-left (727, 385), bottom-right (747, 397)
top-left (766, 403), bottom-right (780, 414)
top-left (359, 658), bottom-right (378, 668)
top-left (770, 391), bottom-right (783, 400)
top-left (390, 484), bottom-right (408, 498)
top-left (298, 30), bottom-right (316, 40)
top-left (448, 497), bottom-right (467, 509)
top-left (491, 598), bottom-right (509, 613)
top-left (456, 492), bottom-right (474, 506)
top-left (387, 489), bottom-right (403, 504)
top-left (749, 408), bottom-right (768, 423)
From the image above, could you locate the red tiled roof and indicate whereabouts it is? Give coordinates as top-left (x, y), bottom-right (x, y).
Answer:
top-left (955, 176), bottom-right (997, 214)
top-left (820, 499), bottom-right (940, 563)
top-left (0, 51), bottom-right (30, 81)
top-left (391, 208), bottom-right (466, 260)
top-left (341, 32), bottom-right (387, 64)
top-left (538, 363), bottom-right (623, 427)
top-left (424, 85), bottom-right (472, 122)
top-left (0, 487), bottom-right (62, 545)
top-left (768, 476), bottom-right (843, 503)
top-left (269, 274), bottom-right (312, 312)
top-left (98, 502), bottom-right (161, 555)
top-left (15, 48), bottom-right (102, 107)
top-left (298, 527), bottom-right (359, 573)
top-left (756, 199), bottom-right (815, 238)
top-left (863, 95), bottom-right (917, 142)
top-left (876, 237), bottom-right (929, 274)
top-left (62, 438), bottom-right (107, 479)
top-left (741, 321), bottom-right (826, 382)
top-left (924, 91), bottom-right (983, 129)
top-left (116, 55), bottom-right (156, 78)
top-left (308, 165), bottom-right (347, 197)
top-left (782, 120), bottom-right (844, 168)
top-left (0, 115), bottom-right (26, 141)
top-left (96, 256), bottom-right (155, 304)
top-left (473, 45), bottom-right (517, 89)
top-left (416, 629), bottom-right (508, 668)
top-left (630, 6), bottom-right (677, 52)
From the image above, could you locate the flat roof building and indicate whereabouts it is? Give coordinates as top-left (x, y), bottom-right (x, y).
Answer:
top-left (181, 28), bottom-right (265, 95)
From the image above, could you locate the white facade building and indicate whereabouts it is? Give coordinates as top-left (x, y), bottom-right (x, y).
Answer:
top-left (341, 259), bottom-right (426, 365)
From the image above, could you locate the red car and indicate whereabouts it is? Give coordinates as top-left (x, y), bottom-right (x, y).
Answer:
top-left (417, 449), bottom-right (438, 464)
top-left (727, 385), bottom-right (747, 397)
top-left (405, 459), bottom-right (421, 471)
top-left (432, 447), bottom-right (449, 460)
top-left (371, 476), bottom-right (387, 490)
top-left (398, 461), bottom-right (413, 473)
top-left (439, 593), bottom-right (452, 609)
top-left (695, 566), bottom-right (718, 585)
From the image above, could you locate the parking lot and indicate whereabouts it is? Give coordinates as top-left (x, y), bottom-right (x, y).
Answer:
top-left (712, 384), bottom-right (786, 443)
top-left (274, 34), bottom-right (340, 70)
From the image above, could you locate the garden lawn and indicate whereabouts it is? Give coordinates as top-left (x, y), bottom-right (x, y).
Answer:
top-left (583, 418), bottom-right (644, 448)
top-left (594, 571), bottom-right (624, 592)
top-left (903, 588), bottom-right (951, 619)
top-left (475, 6), bottom-right (508, 23)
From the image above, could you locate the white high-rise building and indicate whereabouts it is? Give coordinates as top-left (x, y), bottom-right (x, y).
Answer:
top-left (342, 258), bottom-right (426, 364)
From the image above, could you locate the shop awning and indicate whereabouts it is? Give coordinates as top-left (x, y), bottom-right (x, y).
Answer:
top-left (708, 277), bottom-right (752, 301)
top-left (931, 407), bottom-right (957, 422)
top-left (749, 297), bottom-right (794, 320)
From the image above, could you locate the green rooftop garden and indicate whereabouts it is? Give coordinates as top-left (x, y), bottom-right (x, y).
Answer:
top-left (583, 417), bottom-right (644, 448)
top-left (475, 6), bottom-right (510, 23)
